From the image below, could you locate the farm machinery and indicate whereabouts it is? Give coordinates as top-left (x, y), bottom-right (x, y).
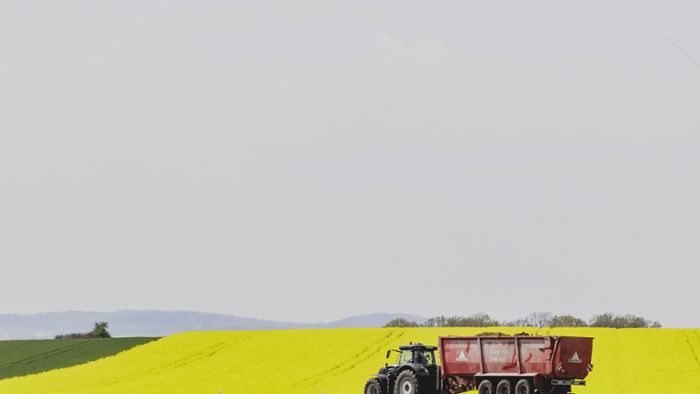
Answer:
top-left (364, 335), bottom-right (593, 394)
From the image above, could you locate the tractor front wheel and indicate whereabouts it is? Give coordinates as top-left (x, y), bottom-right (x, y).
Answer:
top-left (393, 370), bottom-right (420, 394)
top-left (364, 378), bottom-right (385, 394)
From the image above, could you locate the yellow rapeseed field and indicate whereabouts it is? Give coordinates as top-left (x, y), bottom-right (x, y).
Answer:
top-left (0, 327), bottom-right (698, 393)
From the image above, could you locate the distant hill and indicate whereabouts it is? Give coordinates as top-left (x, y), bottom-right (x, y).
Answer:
top-left (324, 313), bottom-right (426, 328)
top-left (0, 311), bottom-right (426, 339)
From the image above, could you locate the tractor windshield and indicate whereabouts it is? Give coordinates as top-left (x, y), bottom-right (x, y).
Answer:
top-left (398, 349), bottom-right (436, 366)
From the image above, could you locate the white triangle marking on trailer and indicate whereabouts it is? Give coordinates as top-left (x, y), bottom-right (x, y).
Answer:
top-left (457, 350), bottom-right (468, 361)
top-left (569, 352), bottom-right (582, 363)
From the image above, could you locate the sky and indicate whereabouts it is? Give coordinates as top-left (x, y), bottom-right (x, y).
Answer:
top-left (0, 1), bottom-right (699, 327)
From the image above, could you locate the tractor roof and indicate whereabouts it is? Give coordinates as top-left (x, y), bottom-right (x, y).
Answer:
top-left (398, 343), bottom-right (437, 351)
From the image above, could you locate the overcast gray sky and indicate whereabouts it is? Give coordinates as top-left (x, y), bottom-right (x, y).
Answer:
top-left (1, 1), bottom-right (698, 327)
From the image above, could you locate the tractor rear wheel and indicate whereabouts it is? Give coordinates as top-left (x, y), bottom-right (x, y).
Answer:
top-left (478, 380), bottom-right (493, 394)
top-left (364, 378), bottom-right (384, 394)
top-left (514, 379), bottom-right (531, 394)
top-left (496, 379), bottom-right (512, 394)
top-left (393, 370), bottom-right (420, 394)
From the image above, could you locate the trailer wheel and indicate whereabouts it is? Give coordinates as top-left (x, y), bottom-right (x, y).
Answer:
top-left (477, 380), bottom-right (493, 394)
top-left (364, 378), bottom-right (384, 394)
top-left (496, 379), bottom-right (512, 394)
top-left (393, 370), bottom-right (419, 394)
top-left (514, 379), bottom-right (530, 394)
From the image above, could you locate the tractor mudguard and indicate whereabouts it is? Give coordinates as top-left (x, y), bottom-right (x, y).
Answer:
top-left (372, 374), bottom-right (389, 393)
top-left (403, 364), bottom-right (433, 377)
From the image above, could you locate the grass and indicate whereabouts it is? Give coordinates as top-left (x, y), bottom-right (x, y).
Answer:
top-left (0, 328), bottom-right (697, 393)
top-left (0, 337), bottom-right (157, 379)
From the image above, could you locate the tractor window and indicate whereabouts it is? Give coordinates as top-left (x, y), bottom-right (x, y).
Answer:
top-left (414, 350), bottom-right (436, 366)
top-left (398, 350), bottom-right (413, 365)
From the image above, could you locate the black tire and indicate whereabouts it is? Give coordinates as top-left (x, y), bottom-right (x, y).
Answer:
top-left (514, 379), bottom-right (530, 394)
top-left (393, 370), bottom-right (419, 394)
top-left (364, 378), bottom-right (384, 394)
top-left (478, 380), bottom-right (493, 394)
top-left (495, 379), bottom-right (512, 394)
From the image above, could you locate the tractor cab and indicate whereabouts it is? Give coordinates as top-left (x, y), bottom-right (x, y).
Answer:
top-left (364, 343), bottom-right (439, 394)
top-left (396, 344), bottom-right (437, 367)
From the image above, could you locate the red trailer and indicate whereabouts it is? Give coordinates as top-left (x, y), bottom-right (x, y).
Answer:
top-left (439, 335), bottom-right (593, 394)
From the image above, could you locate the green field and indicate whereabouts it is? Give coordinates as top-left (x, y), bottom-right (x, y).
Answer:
top-left (0, 337), bottom-right (157, 379)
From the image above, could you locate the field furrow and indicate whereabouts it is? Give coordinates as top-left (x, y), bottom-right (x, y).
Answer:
top-left (684, 330), bottom-right (700, 369)
top-left (299, 329), bottom-right (406, 387)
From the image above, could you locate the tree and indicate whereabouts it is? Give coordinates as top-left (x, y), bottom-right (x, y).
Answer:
top-left (589, 313), bottom-right (616, 327)
top-left (589, 313), bottom-right (661, 328)
top-left (455, 313), bottom-right (498, 327)
top-left (500, 319), bottom-right (527, 327)
top-left (422, 316), bottom-right (448, 327)
top-left (90, 322), bottom-right (111, 338)
top-left (549, 315), bottom-right (588, 327)
top-left (384, 318), bottom-right (420, 328)
top-left (422, 313), bottom-right (497, 327)
top-left (522, 312), bottom-right (553, 328)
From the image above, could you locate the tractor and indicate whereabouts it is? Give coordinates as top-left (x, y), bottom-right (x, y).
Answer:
top-left (364, 343), bottom-right (439, 394)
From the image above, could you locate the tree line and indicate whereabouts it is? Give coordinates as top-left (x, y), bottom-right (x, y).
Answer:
top-left (384, 312), bottom-right (661, 329)
top-left (55, 322), bottom-right (112, 339)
